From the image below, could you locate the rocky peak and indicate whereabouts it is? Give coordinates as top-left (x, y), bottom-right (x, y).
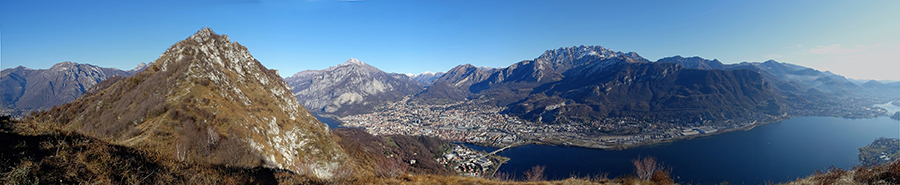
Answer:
top-left (286, 58), bottom-right (424, 115)
top-left (342, 58), bottom-right (365, 66)
top-left (132, 62), bottom-right (149, 70)
top-left (536, 45), bottom-right (648, 73)
top-left (34, 28), bottom-right (348, 179)
top-left (50, 61), bottom-right (78, 71)
top-left (188, 27), bottom-right (228, 43)
top-left (408, 71), bottom-right (446, 86)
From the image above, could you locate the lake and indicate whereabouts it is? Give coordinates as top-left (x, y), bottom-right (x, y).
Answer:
top-left (470, 116), bottom-right (899, 184)
top-left (316, 110), bottom-right (900, 184)
top-left (314, 113), bottom-right (343, 128)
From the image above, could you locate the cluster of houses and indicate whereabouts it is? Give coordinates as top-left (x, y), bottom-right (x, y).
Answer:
top-left (438, 145), bottom-right (495, 176)
top-left (680, 126), bottom-right (719, 136)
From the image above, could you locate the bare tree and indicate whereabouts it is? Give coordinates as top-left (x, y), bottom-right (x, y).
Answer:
top-left (493, 171), bottom-right (512, 181)
top-left (524, 165), bottom-right (546, 182)
top-left (375, 156), bottom-right (407, 178)
top-left (632, 155), bottom-right (666, 180)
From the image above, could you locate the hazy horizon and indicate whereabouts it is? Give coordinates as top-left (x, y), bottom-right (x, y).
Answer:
top-left (2, 0), bottom-right (899, 80)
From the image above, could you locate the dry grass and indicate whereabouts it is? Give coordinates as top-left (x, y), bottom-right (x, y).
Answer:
top-left (0, 117), bottom-right (284, 185)
top-left (2, 116), bottom-right (680, 185)
top-left (783, 161), bottom-right (900, 185)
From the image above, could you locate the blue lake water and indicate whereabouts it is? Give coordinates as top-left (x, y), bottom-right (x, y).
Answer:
top-left (469, 116), bottom-right (900, 184)
top-left (314, 113), bottom-right (343, 128)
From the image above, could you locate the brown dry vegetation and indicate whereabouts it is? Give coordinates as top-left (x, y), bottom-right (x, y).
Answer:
top-left (3, 115), bottom-right (681, 185)
top-left (11, 108), bottom-right (900, 185)
top-left (333, 128), bottom-right (455, 178)
top-left (783, 162), bottom-right (900, 185)
top-left (0, 116), bottom-right (286, 184)
top-left (24, 29), bottom-right (348, 175)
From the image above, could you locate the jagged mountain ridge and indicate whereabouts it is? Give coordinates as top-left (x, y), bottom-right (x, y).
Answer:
top-left (30, 28), bottom-right (348, 179)
top-left (418, 46), bottom-right (652, 102)
top-left (416, 45), bottom-right (785, 124)
top-left (1, 62), bottom-right (147, 117)
top-left (658, 56), bottom-right (896, 100)
top-left (725, 60), bottom-right (860, 96)
top-left (285, 58), bottom-right (424, 116)
top-left (415, 64), bottom-right (499, 103)
top-left (408, 71), bottom-right (445, 86)
top-left (656, 55), bottom-right (725, 70)
top-left (512, 62), bottom-right (784, 124)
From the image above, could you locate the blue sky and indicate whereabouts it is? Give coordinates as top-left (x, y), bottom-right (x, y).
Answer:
top-left (2, 0), bottom-right (899, 80)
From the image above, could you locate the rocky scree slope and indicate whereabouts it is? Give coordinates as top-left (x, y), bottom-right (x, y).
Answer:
top-left (285, 58), bottom-right (423, 116)
top-left (28, 28), bottom-right (348, 179)
top-left (1, 62), bottom-right (146, 117)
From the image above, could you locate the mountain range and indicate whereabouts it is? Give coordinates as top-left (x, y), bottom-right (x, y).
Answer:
top-left (9, 44), bottom-right (897, 126)
top-left (0, 62), bottom-right (147, 117)
top-left (408, 71), bottom-right (446, 86)
top-left (284, 58), bottom-right (424, 116)
top-left (3, 28), bottom-right (899, 184)
top-left (416, 45), bottom-right (786, 124)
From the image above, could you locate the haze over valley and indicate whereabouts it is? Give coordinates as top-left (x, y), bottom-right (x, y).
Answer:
top-left (3, 1), bottom-right (900, 184)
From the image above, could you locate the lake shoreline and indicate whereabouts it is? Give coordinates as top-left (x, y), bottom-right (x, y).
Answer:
top-left (462, 109), bottom-right (900, 152)
top-left (460, 115), bottom-right (795, 152)
top-left (488, 116), bottom-right (900, 184)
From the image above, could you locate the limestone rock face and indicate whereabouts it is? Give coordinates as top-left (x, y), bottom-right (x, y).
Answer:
top-left (33, 28), bottom-right (347, 179)
top-left (285, 58), bottom-right (423, 116)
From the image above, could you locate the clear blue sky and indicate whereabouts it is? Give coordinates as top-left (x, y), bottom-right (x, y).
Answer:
top-left (2, 0), bottom-right (899, 80)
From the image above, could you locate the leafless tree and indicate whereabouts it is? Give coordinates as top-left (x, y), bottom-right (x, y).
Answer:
top-left (632, 155), bottom-right (666, 180)
top-left (375, 156), bottom-right (407, 178)
top-left (524, 165), bottom-right (546, 182)
top-left (493, 171), bottom-right (512, 181)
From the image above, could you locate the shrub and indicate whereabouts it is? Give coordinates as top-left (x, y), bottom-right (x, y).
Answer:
top-left (632, 155), bottom-right (667, 180)
top-left (812, 166), bottom-right (846, 185)
top-left (651, 170), bottom-right (674, 185)
top-left (493, 171), bottom-right (512, 181)
top-left (375, 156), bottom-right (407, 178)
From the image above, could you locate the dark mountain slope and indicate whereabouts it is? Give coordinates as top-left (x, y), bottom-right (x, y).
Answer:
top-left (416, 64), bottom-right (497, 102)
top-left (510, 61), bottom-right (785, 124)
top-left (417, 45), bottom-right (648, 105)
top-left (657, 55), bottom-right (725, 70)
top-left (417, 46), bottom-right (784, 125)
top-left (0, 62), bottom-right (146, 117)
top-left (409, 71), bottom-right (446, 86)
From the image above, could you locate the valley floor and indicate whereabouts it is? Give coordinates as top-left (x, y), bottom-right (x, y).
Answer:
top-left (336, 96), bottom-right (895, 152)
top-left (336, 97), bottom-right (803, 151)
